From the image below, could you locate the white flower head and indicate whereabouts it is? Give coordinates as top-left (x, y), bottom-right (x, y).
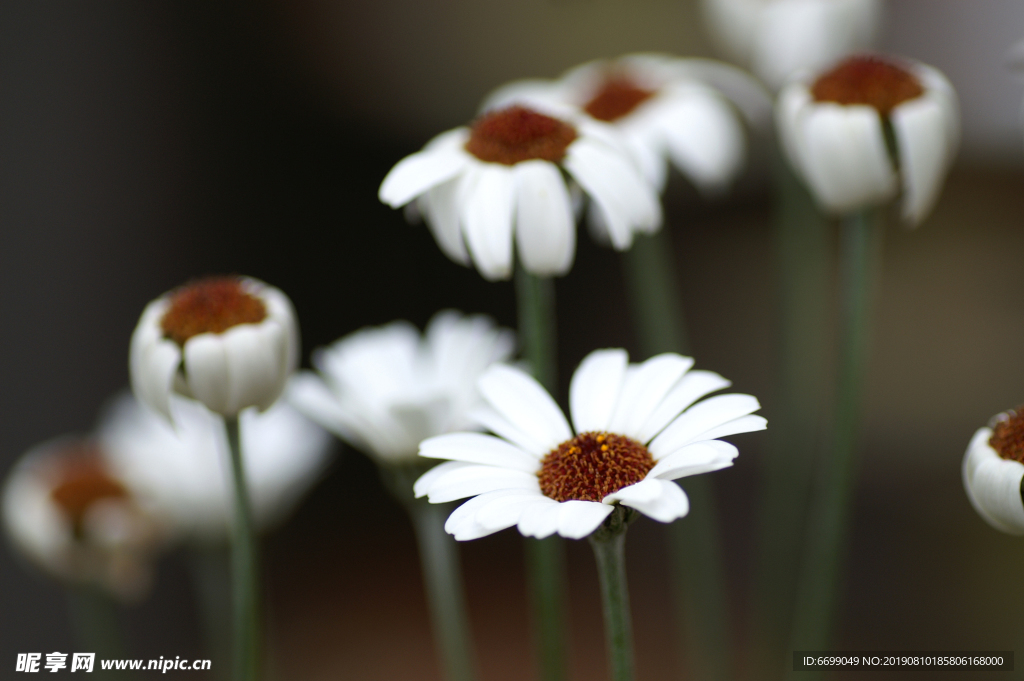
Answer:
top-left (962, 408), bottom-right (1024, 536)
top-left (483, 54), bottom-right (771, 194)
top-left (130, 275), bottom-right (299, 421)
top-left (777, 54), bottom-right (960, 225)
top-left (415, 349), bottom-right (766, 541)
top-left (288, 311), bottom-right (516, 466)
top-left (98, 390), bottom-right (333, 542)
top-left (379, 103), bottom-right (662, 280)
top-left (2, 438), bottom-right (165, 601)
top-left (702, 0), bottom-right (882, 91)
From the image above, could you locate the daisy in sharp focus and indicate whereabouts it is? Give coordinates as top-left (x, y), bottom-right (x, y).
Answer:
top-left (777, 54), bottom-right (960, 224)
top-left (963, 407), bottom-right (1024, 535)
top-left (415, 349), bottom-right (766, 540)
top-left (379, 103), bottom-right (661, 281)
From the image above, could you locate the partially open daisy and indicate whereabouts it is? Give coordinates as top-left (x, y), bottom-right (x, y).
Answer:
top-left (483, 54), bottom-right (769, 194)
top-left (415, 349), bottom-right (766, 540)
top-left (378, 104), bottom-right (661, 280)
top-left (2, 438), bottom-right (164, 601)
top-left (288, 311), bottom-right (515, 465)
top-left (776, 54), bottom-right (959, 224)
top-left (130, 275), bottom-right (299, 421)
top-left (963, 408), bottom-right (1024, 535)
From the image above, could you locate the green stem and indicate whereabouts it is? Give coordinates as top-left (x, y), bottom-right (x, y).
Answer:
top-left (68, 585), bottom-right (129, 678)
top-left (787, 209), bottom-right (882, 679)
top-left (188, 545), bottom-right (233, 680)
top-left (515, 266), bottom-right (567, 681)
top-left (622, 229), bottom-right (732, 681)
top-left (589, 507), bottom-right (637, 681)
top-left (225, 416), bottom-right (260, 681)
top-left (752, 153), bottom-right (832, 679)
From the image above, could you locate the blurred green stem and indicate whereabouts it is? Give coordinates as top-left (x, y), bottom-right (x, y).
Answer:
top-left (188, 545), bottom-right (232, 680)
top-left (622, 229), bottom-right (732, 681)
top-left (589, 507), bottom-right (637, 681)
top-left (515, 266), bottom-right (568, 681)
top-left (225, 416), bottom-right (260, 681)
top-left (68, 586), bottom-right (129, 678)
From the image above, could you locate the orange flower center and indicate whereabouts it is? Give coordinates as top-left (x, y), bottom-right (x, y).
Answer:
top-left (811, 55), bottom-right (924, 115)
top-left (465, 106), bottom-right (578, 166)
top-left (538, 432), bottom-right (654, 503)
top-left (990, 409), bottom-right (1024, 463)
top-left (161, 276), bottom-right (267, 347)
top-left (49, 444), bottom-right (128, 535)
top-left (584, 75), bottom-right (656, 122)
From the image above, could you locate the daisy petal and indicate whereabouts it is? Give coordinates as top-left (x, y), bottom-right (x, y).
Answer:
top-left (698, 414), bottom-right (768, 441)
top-left (570, 349), bottom-right (628, 434)
top-left (461, 164), bottom-right (516, 281)
top-left (426, 465), bottom-right (540, 504)
top-left (445, 490), bottom-right (516, 539)
top-left (963, 428), bottom-right (1024, 535)
top-left (605, 478), bottom-right (689, 522)
top-left (183, 335), bottom-right (231, 415)
top-left (415, 461), bottom-right (472, 499)
top-left (648, 440), bottom-right (739, 480)
top-left (468, 406), bottom-right (549, 457)
top-left (419, 432), bottom-right (540, 472)
top-left (608, 354), bottom-right (694, 438)
top-left (660, 88), bottom-right (746, 191)
top-left (635, 370), bottom-right (732, 443)
top-left (650, 394), bottom-right (761, 457)
top-left (514, 161), bottom-right (576, 276)
top-left (517, 499), bottom-right (564, 538)
top-left (424, 177), bottom-right (471, 265)
top-left (557, 500), bottom-right (614, 539)
top-left (892, 93), bottom-right (955, 226)
top-left (378, 130), bottom-right (470, 207)
top-left (474, 492), bottom-right (550, 533)
top-left (222, 323), bottom-right (285, 414)
top-left (479, 365), bottom-right (572, 453)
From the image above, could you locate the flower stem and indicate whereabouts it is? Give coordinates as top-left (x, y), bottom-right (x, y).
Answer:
top-left (622, 230), bottom-right (731, 681)
top-left (787, 208), bottom-right (882, 678)
top-left (515, 266), bottom-right (568, 681)
top-left (224, 416), bottom-right (260, 681)
top-left (187, 545), bottom-right (233, 679)
top-left (68, 586), bottom-right (129, 664)
top-left (589, 507), bottom-right (637, 681)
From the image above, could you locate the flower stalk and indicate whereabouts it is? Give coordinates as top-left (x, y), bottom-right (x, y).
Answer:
top-left (621, 230), bottom-right (732, 681)
top-left (589, 507), bottom-right (638, 681)
top-left (68, 586), bottom-right (129, 661)
top-left (788, 208), bottom-right (882, 676)
top-left (224, 416), bottom-right (260, 681)
top-left (515, 266), bottom-right (568, 681)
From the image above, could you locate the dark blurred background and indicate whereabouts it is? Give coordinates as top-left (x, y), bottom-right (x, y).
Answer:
top-left (4, 1), bottom-right (1024, 679)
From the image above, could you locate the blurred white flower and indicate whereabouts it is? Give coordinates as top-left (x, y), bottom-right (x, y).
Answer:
top-left (288, 311), bottom-right (515, 465)
top-left (379, 104), bottom-right (661, 280)
top-left (2, 438), bottom-right (164, 601)
top-left (483, 54), bottom-right (769, 194)
top-left (963, 409), bottom-right (1024, 536)
top-left (130, 276), bottom-right (299, 421)
top-left (99, 391), bottom-right (332, 542)
top-left (777, 55), bottom-right (959, 224)
top-left (415, 349), bottom-right (766, 541)
top-left (702, 0), bottom-right (881, 91)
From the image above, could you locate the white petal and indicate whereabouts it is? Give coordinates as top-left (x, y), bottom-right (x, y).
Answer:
top-left (798, 104), bottom-right (897, 214)
top-left (129, 299), bottom-right (180, 422)
top-left (460, 163), bottom-right (516, 281)
top-left (963, 427), bottom-right (1024, 535)
top-left (569, 349), bottom-right (628, 434)
top-left (478, 365), bottom-right (572, 453)
top-left (517, 499), bottom-right (564, 538)
top-left (378, 129), bottom-right (470, 207)
top-left (605, 478), bottom-right (689, 522)
top-left (468, 406), bottom-right (550, 457)
top-left (424, 177), bottom-right (471, 265)
top-left (444, 490), bottom-right (527, 540)
top-left (425, 464), bottom-right (540, 504)
top-left (473, 491), bottom-right (550, 533)
top-left (635, 370), bottom-right (732, 443)
top-left (221, 323), bottom-right (286, 415)
top-left (650, 394), bottom-right (761, 456)
top-left (697, 414), bottom-right (768, 442)
top-left (419, 432), bottom-right (540, 473)
top-left (182, 334), bottom-right (231, 415)
top-left (514, 161), bottom-right (576, 276)
top-left (648, 440), bottom-right (739, 480)
top-left (608, 354), bottom-right (695, 438)
top-left (658, 88), bottom-right (746, 191)
top-left (892, 94), bottom-right (956, 226)
top-left (415, 461), bottom-right (470, 499)
top-left (556, 500), bottom-right (614, 539)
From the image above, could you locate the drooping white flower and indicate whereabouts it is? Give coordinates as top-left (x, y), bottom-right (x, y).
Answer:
top-left (962, 408), bottom-right (1024, 536)
top-left (98, 391), bottom-right (332, 542)
top-left (702, 0), bottom-right (882, 91)
top-left (378, 104), bottom-right (661, 280)
top-left (2, 438), bottom-right (164, 601)
top-left (483, 54), bottom-right (770, 194)
top-left (777, 54), bottom-right (959, 224)
top-left (288, 311), bottom-right (515, 465)
top-left (415, 349), bottom-right (766, 540)
top-left (130, 276), bottom-right (299, 421)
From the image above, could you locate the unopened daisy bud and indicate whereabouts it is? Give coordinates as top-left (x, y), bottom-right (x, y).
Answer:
top-left (777, 54), bottom-right (960, 224)
top-left (130, 276), bottom-right (299, 421)
top-left (2, 439), bottom-right (164, 601)
top-left (702, 0), bottom-right (881, 91)
top-left (379, 103), bottom-right (661, 280)
top-left (963, 408), bottom-right (1024, 535)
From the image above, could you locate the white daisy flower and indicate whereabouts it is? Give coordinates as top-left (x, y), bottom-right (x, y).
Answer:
top-left (97, 391), bottom-right (333, 542)
top-left (483, 54), bottom-right (770, 194)
top-left (702, 0), bottom-right (881, 91)
top-left (378, 103), bottom-right (662, 280)
top-left (2, 438), bottom-right (164, 601)
top-left (777, 54), bottom-right (960, 224)
top-left (130, 275), bottom-right (299, 421)
top-left (415, 349), bottom-right (766, 541)
top-left (962, 408), bottom-right (1024, 536)
top-left (287, 311), bottom-right (515, 465)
